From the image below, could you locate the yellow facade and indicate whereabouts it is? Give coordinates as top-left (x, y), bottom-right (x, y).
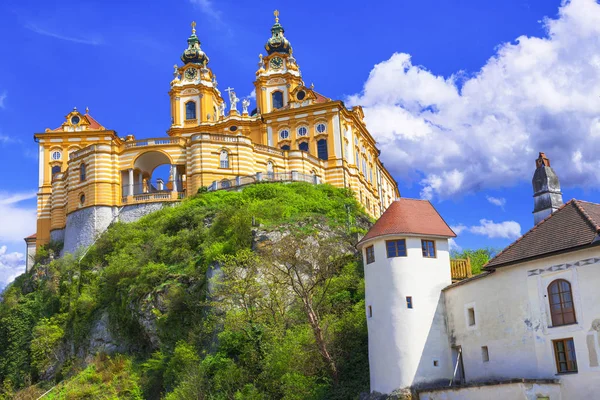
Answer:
top-left (32, 14), bottom-right (399, 248)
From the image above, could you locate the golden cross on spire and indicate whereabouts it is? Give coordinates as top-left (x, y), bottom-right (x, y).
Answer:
top-left (274, 10), bottom-right (279, 23)
top-left (191, 21), bottom-right (197, 34)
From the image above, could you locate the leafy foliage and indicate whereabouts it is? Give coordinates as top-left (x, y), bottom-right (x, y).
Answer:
top-left (451, 247), bottom-right (499, 275)
top-left (0, 183), bottom-right (371, 399)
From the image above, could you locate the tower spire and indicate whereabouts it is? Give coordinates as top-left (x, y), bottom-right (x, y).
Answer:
top-left (532, 152), bottom-right (563, 225)
top-left (274, 9), bottom-right (279, 23)
top-left (191, 21), bottom-right (196, 34)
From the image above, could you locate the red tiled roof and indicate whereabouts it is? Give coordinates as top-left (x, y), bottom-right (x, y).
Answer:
top-left (358, 198), bottom-right (456, 246)
top-left (52, 113), bottom-right (104, 131)
top-left (85, 113), bottom-right (103, 129)
top-left (314, 91), bottom-right (330, 103)
top-left (24, 233), bottom-right (36, 240)
top-left (485, 199), bottom-right (600, 269)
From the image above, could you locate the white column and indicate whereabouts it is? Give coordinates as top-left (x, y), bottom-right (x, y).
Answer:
top-left (128, 169), bottom-right (134, 196)
top-left (171, 165), bottom-right (178, 193)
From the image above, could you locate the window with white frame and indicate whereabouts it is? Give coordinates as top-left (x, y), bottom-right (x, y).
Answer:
top-left (220, 150), bottom-right (229, 168)
top-left (279, 129), bottom-right (290, 139)
top-left (297, 126), bottom-right (307, 136)
top-left (51, 151), bottom-right (62, 160)
top-left (316, 123), bottom-right (327, 134)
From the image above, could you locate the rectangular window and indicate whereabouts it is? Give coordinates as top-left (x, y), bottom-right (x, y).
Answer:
top-left (365, 245), bottom-right (375, 264)
top-left (368, 305), bottom-right (372, 318)
top-left (468, 307), bottom-right (476, 326)
top-left (482, 346), bottom-right (489, 362)
top-left (422, 240), bottom-right (436, 258)
top-left (386, 239), bottom-right (407, 258)
top-left (406, 296), bottom-right (413, 309)
top-left (553, 338), bottom-right (578, 373)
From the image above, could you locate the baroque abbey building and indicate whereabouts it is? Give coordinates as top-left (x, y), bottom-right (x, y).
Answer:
top-left (29, 12), bottom-right (399, 255)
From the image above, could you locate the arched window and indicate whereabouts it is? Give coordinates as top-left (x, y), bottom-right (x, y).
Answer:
top-left (272, 91), bottom-right (284, 110)
top-left (299, 142), bottom-right (309, 152)
top-left (186, 101), bottom-right (196, 120)
top-left (316, 123), bottom-right (327, 134)
top-left (355, 151), bottom-right (360, 166)
top-left (317, 139), bottom-right (328, 160)
top-left (297, 126), bottom-right (307, 137)
top-left (267, 161), bottom-right (274, 178)
top-left (51, 165), bottom-right (61, 176)
top-left (220, 150), bottom-right (229, 168)
top-left (548, 279), bottom-right (576, 327)
top-left (281, 144), bottom-right (290, 151)
top-left (80, 163), bottom-right (86, 181)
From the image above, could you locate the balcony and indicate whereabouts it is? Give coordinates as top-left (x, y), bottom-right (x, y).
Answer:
top-left (121, 180), bottom-right (184, 205)
top-left (450, 258), bottom-right (473, 282)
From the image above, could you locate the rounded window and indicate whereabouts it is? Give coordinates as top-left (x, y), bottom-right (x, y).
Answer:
top-left (229, 126), bottom-right (238, 132)
top-left (316, 123), bottom-right (326, 134)
top-left (297, 90), bottom-right (306, 101)
top-left (71, 116), bottom-right (80, 125)
top-left (51, 151), bottom-right (62, 160)
top-left (80, 193), bottom-right (85, 205)
top-left (280, 129), bottom-right (290, 139)
top-left (297, 126), bottom-right (307, 136)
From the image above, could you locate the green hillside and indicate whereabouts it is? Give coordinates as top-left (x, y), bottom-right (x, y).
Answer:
top-left (0, 183), bottom-right (372, 400)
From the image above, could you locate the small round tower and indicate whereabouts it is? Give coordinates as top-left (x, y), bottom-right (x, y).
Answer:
top-left (358, 199), bottom-right (456, 394)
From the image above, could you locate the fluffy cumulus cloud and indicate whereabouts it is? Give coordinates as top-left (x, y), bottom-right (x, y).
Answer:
top-left (451, 219), bottom-right (521, 240)
top-left (0, 246), bottom-right (25, 292)
top-left (469, 219), bottom-right (522, 240)
top-left (0, 192), bottom-right (37, 244)
top-left (348, 0), bottom-right (600, 199)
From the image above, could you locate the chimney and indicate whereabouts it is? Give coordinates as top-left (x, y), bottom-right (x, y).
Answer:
top-left (532, 152), bottom-right (563, 225)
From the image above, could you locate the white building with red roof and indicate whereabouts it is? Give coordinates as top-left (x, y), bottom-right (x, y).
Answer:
top-left (359, 154), bottom-right (600, 399)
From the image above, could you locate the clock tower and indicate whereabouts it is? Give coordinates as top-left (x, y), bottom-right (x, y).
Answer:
top-left (254, 11), bottom-right (303, 114)
top-left (169, 22), bottom-right (225, 130)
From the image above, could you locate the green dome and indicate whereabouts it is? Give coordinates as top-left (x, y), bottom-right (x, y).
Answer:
top-left (265, 11), bottom-right (292, 55)
top-left (181, 22), bottom-right (209, 66)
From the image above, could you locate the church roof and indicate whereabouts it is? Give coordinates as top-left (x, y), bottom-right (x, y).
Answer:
top-left (358, 198), bottom-right (456, 247)
top-left (485, 199), bottom-right (600, 269)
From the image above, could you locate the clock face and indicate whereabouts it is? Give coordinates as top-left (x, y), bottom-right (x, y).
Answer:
top-left (270, 57), bottom-right (284, 70)
top-left (184, 68), bottom-right (197, 80)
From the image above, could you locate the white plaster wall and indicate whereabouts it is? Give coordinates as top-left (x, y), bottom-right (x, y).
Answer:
top-left (445, 267), bottom-right (539, 382)
top-left (445, 246), bottom-right (600, 399)
top-left (363, 235), bottom-right (453, 394)
top-left (419, 382), bottom-right (562, 400)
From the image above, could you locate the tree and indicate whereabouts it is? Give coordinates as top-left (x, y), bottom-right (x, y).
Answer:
top-left (451, 248), bottom-right (498, 275)
top-left (258, 225), bottom-right (355, 385)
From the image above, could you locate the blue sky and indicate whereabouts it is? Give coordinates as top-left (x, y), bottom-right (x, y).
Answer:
top-left (2, 0), bottom-right (600, 287)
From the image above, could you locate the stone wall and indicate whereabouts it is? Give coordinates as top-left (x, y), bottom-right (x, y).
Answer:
top-left (119, 202), bottom-right (167, 223)
top-left (63, 206), bottom-right (119, 254)
top-left (62, 202), bottom-right (176, 254)
top-left (50, 228), bottom-right (65, 243)
top-left (418, 380), bottom-right (561, 400)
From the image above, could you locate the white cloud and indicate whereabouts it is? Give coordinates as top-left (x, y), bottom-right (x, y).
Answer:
top-left (189, 0), bottom-right (222, 22)
top-left (25, 23), bottom-right (103, 45)
top-left (469, 219), bottom-right (522, 240)
top-left (247, 89), bottom-right (256, 100)
top-left (449, 238), bottom-right (462, 252)
top-left (486, 196), bottom-right (506, 208)
top-left (451, 224), bottom-right (468, 235)
top-left (0, 192), bottom-right (37, 244)
top-left (0, 91), bottom-right (6, 109)
top-left (348, 0), bottom-right (600, 199)
top-left (0, 246), bottom-right (25, 292)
